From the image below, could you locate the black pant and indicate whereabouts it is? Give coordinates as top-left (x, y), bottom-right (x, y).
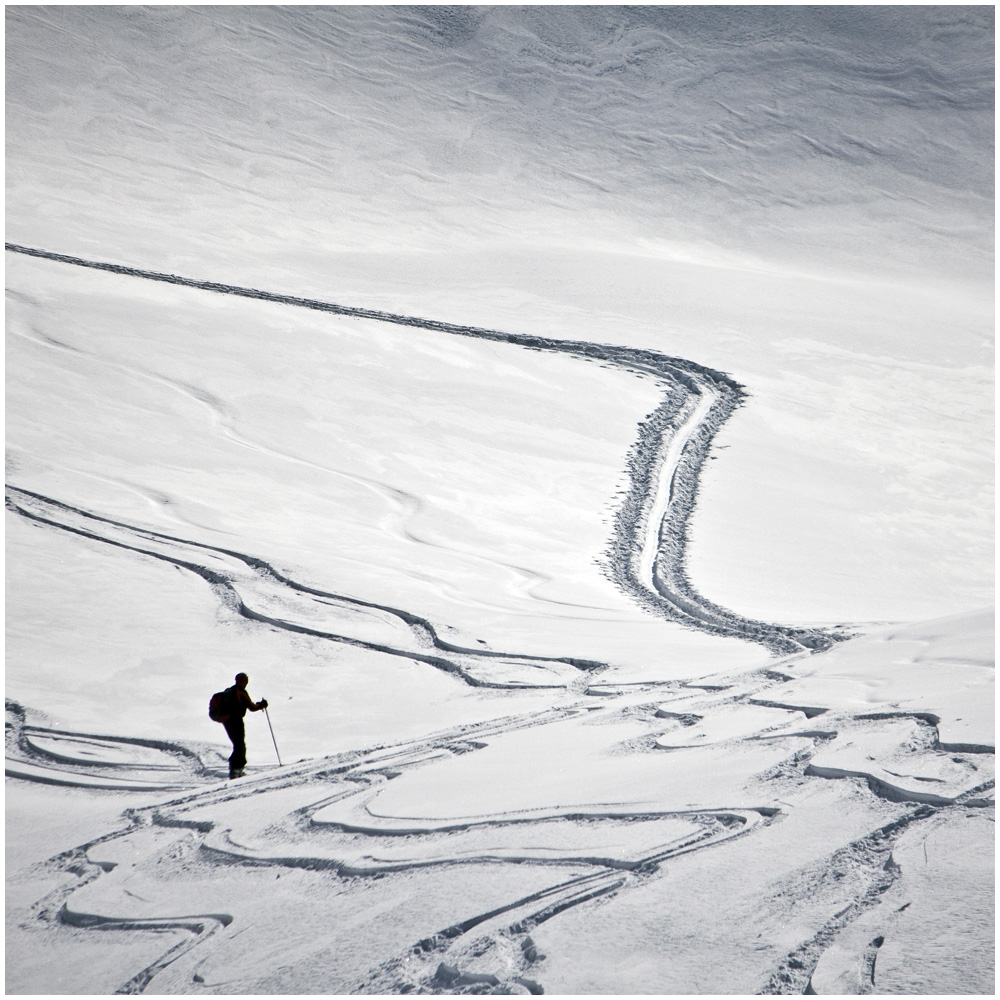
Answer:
top-left (223, 716), bottom-right (246, 773)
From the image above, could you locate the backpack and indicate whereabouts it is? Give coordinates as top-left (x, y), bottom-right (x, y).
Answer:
top-left (208, 689), bottom-right (232, 723)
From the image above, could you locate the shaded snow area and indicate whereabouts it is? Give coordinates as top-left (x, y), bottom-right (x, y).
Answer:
top-left (5, 6), bottom-right (993, 996)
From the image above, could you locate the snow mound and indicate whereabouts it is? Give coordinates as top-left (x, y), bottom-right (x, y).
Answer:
top-left (765, 608), bottom-right (994, 753)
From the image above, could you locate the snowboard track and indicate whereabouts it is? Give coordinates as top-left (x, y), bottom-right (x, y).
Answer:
top-left (6, 241), bottom-right (844, 655)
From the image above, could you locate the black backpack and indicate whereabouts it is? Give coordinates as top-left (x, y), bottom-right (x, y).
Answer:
top-left (208, 688), bottom-right (233, 723)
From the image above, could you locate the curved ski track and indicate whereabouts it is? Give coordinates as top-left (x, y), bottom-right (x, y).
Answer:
top-left (6, 665), bottom-right (993, 995)
top-left (7, 243), bottom-right (879, 993)
top-left (5, 485), bottom-right (599, 690)
top-left (0, 688), bottom-right (786, 997)
top-left (6, 241), bottom-right (843, 655)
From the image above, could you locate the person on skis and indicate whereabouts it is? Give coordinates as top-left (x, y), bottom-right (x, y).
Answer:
top-left (221, 672), bottom-right (267, 779)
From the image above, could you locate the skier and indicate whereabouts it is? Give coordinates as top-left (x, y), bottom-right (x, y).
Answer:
top-left (221, 672), bottom-right (267, 779)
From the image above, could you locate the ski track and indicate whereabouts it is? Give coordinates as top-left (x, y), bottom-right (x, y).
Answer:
top-left (6, 661), bottom-right (993, 994)
top-left (10, 309), bottom-right (552, 606)
top-left (8, 691), bottom-right (774, 995)
top-left (6, 242), bottom-right (979, 994)
top-left (5, 484), bottom-right (601, 690)
top-left (5, 241), bottom-right (846, 655)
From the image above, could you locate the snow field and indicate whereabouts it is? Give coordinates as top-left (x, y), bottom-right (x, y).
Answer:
top-left (6, 608), bottom-right (991, 992)
top-left (5, 250), bottom-right (993, 992)
top-left (6, 5), bottom-right (993, 996)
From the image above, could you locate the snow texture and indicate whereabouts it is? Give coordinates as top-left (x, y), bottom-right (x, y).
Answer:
top-left (6, 5), bottom-right (994, 996)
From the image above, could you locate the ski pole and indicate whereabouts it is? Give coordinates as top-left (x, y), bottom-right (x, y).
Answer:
top-left (264, 705), bottom-right (282, 767)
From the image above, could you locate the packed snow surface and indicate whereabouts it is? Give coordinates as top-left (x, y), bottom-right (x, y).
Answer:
top-left (5, 6), bottom-right (993, 995)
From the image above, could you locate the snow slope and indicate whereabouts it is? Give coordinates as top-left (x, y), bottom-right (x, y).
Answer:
top-left (6, 5), bottom-right (993, 995)
top-left (5, 611), bottom-right (992, 994)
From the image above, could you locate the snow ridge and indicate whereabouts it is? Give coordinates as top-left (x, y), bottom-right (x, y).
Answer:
top-left (5, 242), bottom-right (842, 655)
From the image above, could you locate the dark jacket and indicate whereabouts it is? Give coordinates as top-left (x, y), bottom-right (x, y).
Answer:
top-left (226, 684), bottom-right (262, 719)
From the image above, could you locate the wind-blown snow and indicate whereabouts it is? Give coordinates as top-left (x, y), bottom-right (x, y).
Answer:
top-left (5, 5), bottom-right (993, 996)
top-left (7, 6), bottom-right (992, 279)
